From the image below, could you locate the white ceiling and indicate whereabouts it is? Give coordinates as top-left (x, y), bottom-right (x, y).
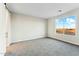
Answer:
top-left (6, 3), bottom-right (79, 19)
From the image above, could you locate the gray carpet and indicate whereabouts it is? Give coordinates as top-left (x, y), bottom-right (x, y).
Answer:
top-left (5, 38), bottom-right (79, 56)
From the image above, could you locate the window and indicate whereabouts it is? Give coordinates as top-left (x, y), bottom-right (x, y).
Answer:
top-left (56, 16), bottom-right (76, 35)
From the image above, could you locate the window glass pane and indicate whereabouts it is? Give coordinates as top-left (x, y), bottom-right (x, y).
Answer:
top-left (64, 16), bottom-right (76, 35)
top-left (56, 18), bottom-right (64, 34)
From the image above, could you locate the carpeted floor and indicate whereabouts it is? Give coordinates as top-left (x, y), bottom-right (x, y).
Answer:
top-left (5, 38), bottom-right (79, 56)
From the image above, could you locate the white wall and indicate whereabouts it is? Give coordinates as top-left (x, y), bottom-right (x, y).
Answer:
top-left (11, 13), bottom-right (46, 43)
top-left (48, 8), bottom-right (79, 45)
top-left (0, 3), bottom-right (6, 56)
top-left (6, 7), bottom-right (11, 46)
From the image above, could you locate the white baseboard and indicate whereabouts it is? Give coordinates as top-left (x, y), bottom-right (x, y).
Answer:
top-left (10, 37), bottom-right (46, 45)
